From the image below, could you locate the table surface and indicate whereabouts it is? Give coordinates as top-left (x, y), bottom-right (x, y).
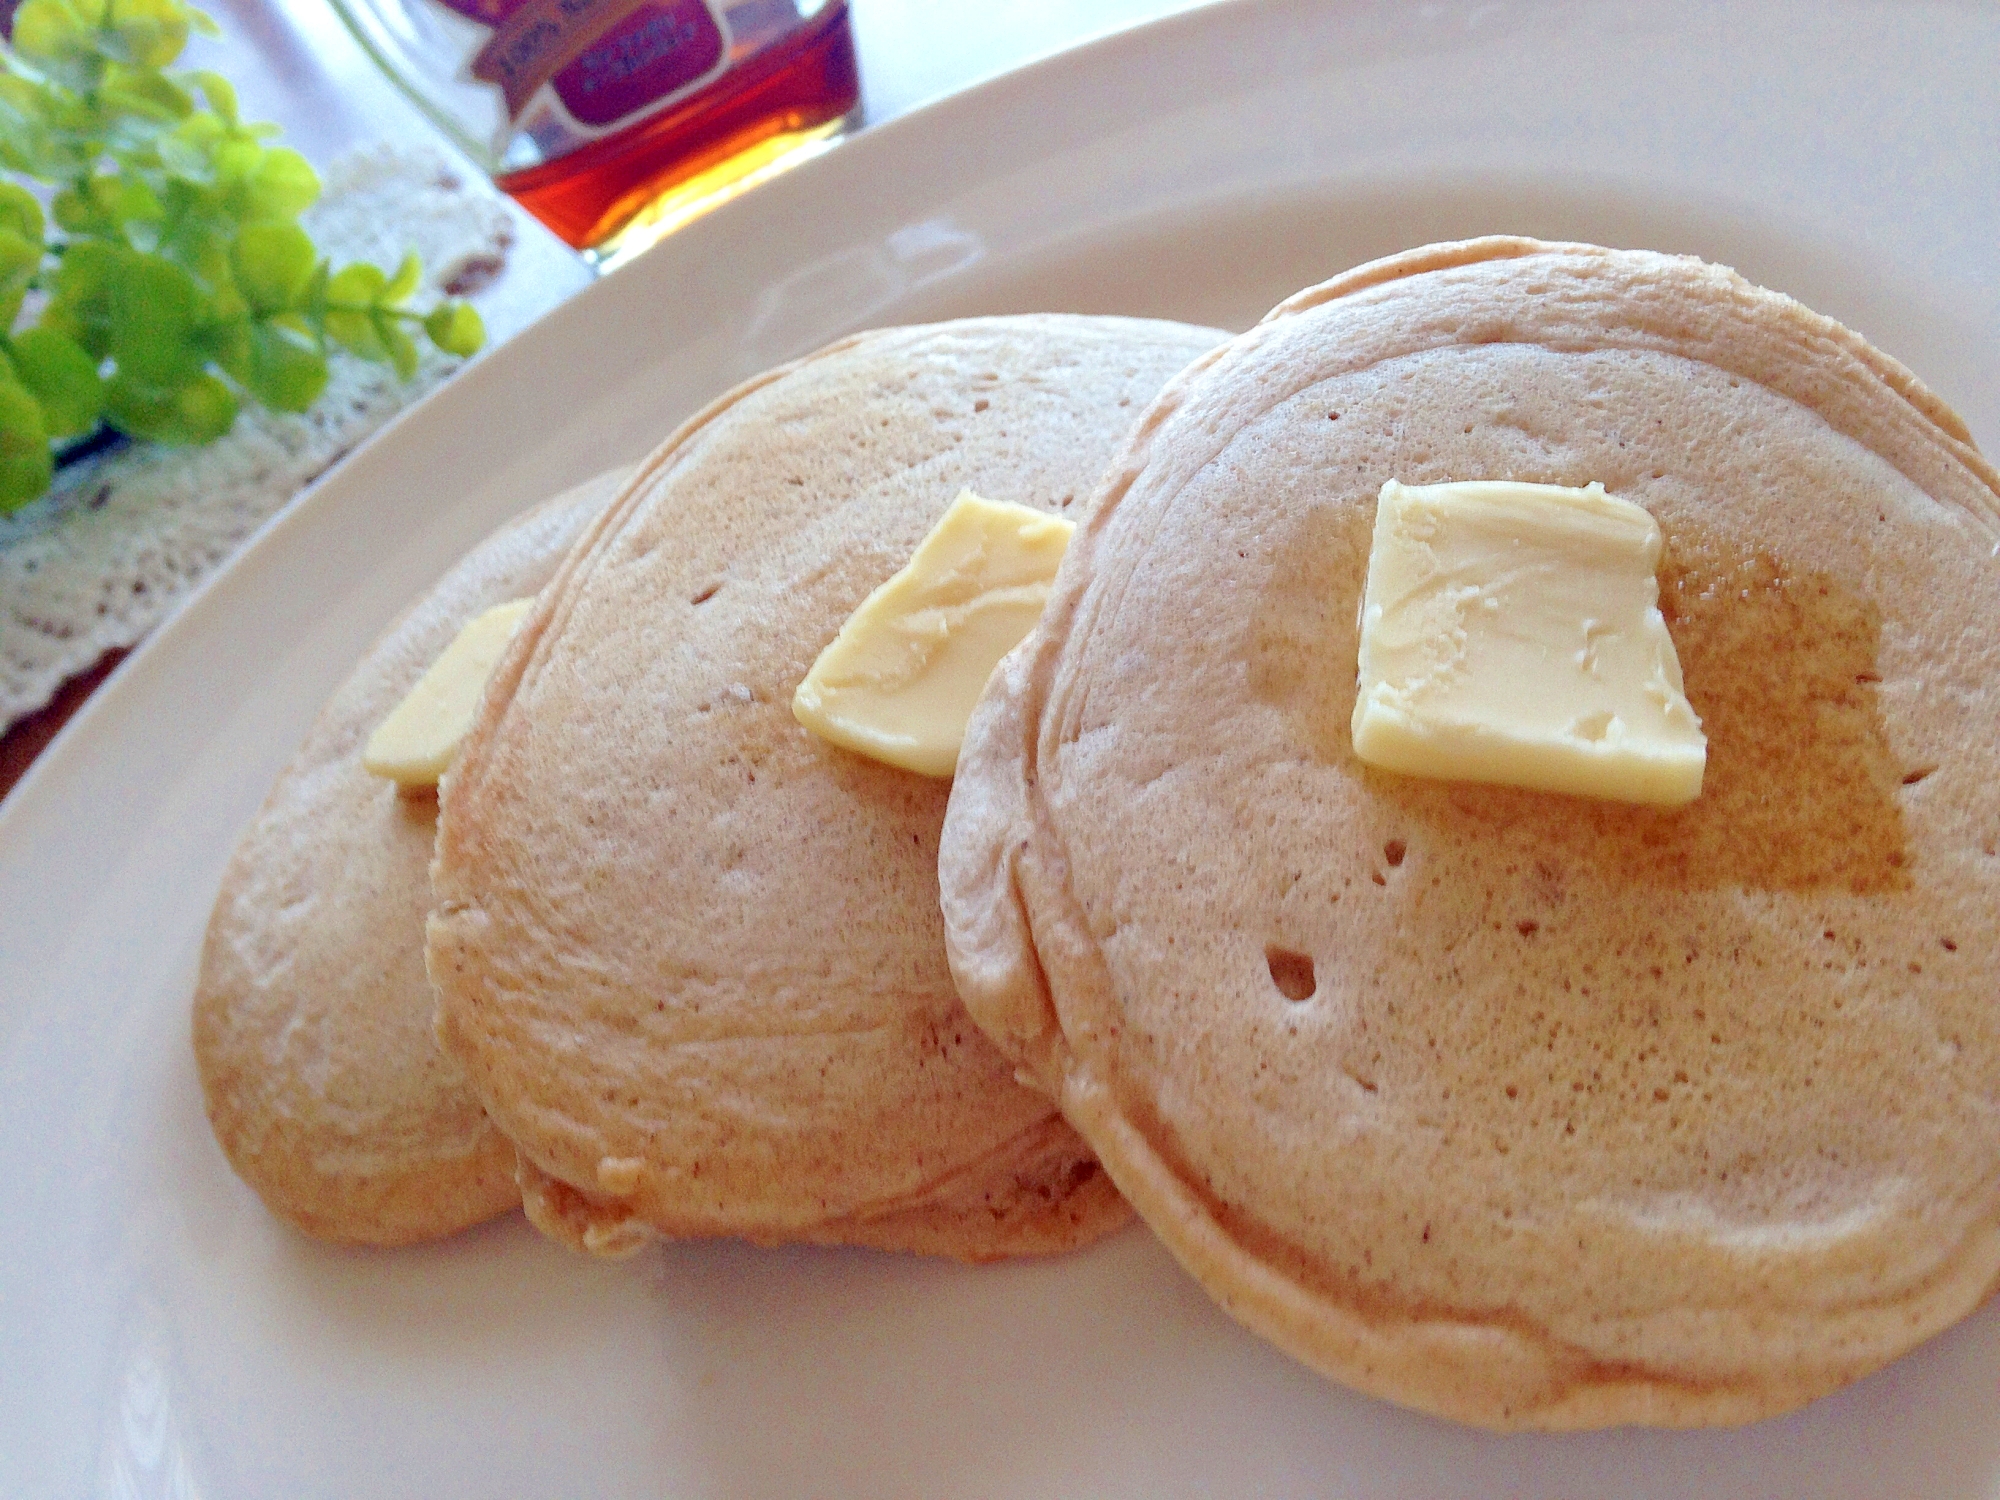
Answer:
top-left (0, 0), bottom-right (1210, 799)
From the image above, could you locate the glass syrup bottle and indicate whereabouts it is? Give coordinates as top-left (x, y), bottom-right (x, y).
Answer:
top-left (330, 0), bottom-right (860, 266)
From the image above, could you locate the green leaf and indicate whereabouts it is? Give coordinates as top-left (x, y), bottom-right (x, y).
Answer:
top-left (89, 170), bottom-right (166, 234)
top-left (45, 240), bottom-right (120, 356)
top-left (105, 249), bottom-right (205, 385)
top-left (9, 325), bottom-right (104, 437)
top-left (185, 68), bottom-right (236, 126)
top-left (98, 61), bottom-right (195, 122)
top-left (323, 306), bottom-right (382, 361)
top-left (241, 145), bottom-right (317, 220)
top-left (0, 226), bottom-right (43, 280)
top-left (157, 110), bottom-right (223, 182)
top-left (0, 226), bottom-right (45, 329)
top-left (12, 0), bottom-right (101, 77)
top-left (0, 10), bottom-right (462, 474)
top-left (324, 261), bottom-right (388, 358)
top-left (326, 261), bottom-right (386, 305)
top-left (0, 183), bottom-right (45, 244)
top-left (422, 300), bottom-right (483, 358)
top-left (104, 0), bottom-right (196, 70)
top-left (241, 319), bottom-right (326, 411)
top-left (0, 77), bottom-right (55, 176)
top-left (48, 185), bottom-right (92, 236)
top-left (210, 133), bottom-right (259, 188)
top-left (196, 307), bottom-right (248, 375)
top-left (0, 379), bottom-right (54, 512)
top-left (298, 257), bottom-right (327, 321)
top-left (379, 314), bottom-right (418, 380)
top-left (171, 370), bottom-right (237, 439)
top-left (382, 250), bottom-right (421, 306)
top-left (8, 0), bottom-right (76, 58)
top-left (155, 214), bottom-right (231, 285)
top-left (105, 368), bottom-right (236, 443)
top-left (231, 222), bottom-right (315, 314)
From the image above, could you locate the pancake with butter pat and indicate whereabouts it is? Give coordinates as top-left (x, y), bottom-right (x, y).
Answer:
top-left (940, 240), bottom-right (2000, 1425)
top-left (194, 468), bottom-right (630, 1244)
top-left (428, 315), bottom-right (1225, 1258)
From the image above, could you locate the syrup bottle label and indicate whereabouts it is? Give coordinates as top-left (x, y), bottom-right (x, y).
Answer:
top-left (439, 0), bottom-right (731, 140)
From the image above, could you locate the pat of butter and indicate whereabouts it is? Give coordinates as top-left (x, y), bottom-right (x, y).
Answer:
top-left (793, 489), bottom-right (1074, 777)
top-left (362, 598), bottom-right (535, 788)
top-left (1351, 479), bottom-right (1705, 806)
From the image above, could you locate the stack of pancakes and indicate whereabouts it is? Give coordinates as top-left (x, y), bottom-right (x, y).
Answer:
top-left (195, 244), bottom-right (2000, 1431)
top-left (197, 313), bottom-right (1225, 1258)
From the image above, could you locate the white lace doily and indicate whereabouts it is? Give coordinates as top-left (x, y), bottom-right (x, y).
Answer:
top-left (0, 142), bottom-right (522, 733)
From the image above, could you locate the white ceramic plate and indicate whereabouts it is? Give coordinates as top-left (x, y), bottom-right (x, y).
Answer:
top-left (5, 1), bottom-right (1998, 1494)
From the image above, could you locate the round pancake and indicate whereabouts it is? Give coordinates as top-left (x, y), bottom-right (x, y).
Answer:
top-left (194, 468), bottom-right (630, 1245)
top-left (940, 241), bottom-right (2000, 1426)
top-left (427, 315), bottom-right (1226, 1259)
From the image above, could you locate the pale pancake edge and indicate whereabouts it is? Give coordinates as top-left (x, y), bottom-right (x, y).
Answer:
top-left (193, 467), bottom-right (629, 1245)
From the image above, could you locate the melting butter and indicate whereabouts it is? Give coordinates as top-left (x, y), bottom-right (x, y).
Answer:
top-left (1351, 479), bottom-right (1705, 806)
top-left (362, 597), bottom-right (534, 788)
top-left (794, 489), bottom-right (1074, 777)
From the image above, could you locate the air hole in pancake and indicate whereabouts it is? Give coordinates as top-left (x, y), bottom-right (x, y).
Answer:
top-left (690, 582), bottom-right (721, 606)
top-left (1266, 946), bottom-right (1316, 1002)
top-left (1901, 765), bottom-right (1935, 786)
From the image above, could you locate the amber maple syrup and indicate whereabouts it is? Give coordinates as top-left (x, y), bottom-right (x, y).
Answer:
top-left (501, 2), bottom-right (858, 263)
top-left (331, 0), bottom-right (859, 268)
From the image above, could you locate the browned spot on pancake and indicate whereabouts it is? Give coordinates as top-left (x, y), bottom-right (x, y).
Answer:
top-left (1405, 539), bottom-right (1910, 894)
top-left (1253, 507), bottom-right (1910, 896)
top-left (1615, 529), bottom-right (1911, 894)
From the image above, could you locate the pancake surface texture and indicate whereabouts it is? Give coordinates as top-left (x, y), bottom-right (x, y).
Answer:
top-left (940, 240), bottom-right (2000, 1427)
top-left (428, 314), bottom-right (1224, 1259)
top-left (195, 467), bottom-right (630, 1244)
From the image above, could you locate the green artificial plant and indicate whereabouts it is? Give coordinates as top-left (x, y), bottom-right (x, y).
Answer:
top-left (0, 0), bottom-right (485, 511)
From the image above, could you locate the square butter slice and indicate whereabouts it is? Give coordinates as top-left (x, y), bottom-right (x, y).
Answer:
top-left (793, 489), bottom-right (1074, 778)
top-left (1351, 479), bottom-right (1705, 806)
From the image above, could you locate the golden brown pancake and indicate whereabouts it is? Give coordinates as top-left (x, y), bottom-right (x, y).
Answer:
top-left (940, 240), bottom-right (2000, 1426)
top-left (428, 315), bottom-right (1226, 1259)
top-left (194, 469), bottom-right (629, 1244)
